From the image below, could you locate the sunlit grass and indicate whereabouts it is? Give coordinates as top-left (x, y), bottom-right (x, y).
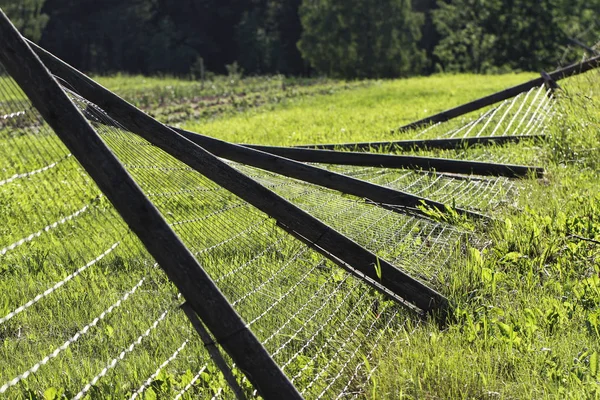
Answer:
top-left (2, 68), bottom-right (599, 399)
top-left (180, 73), bottom-right (537, 146)
top-left (370, 70), bottom-right (600, 399)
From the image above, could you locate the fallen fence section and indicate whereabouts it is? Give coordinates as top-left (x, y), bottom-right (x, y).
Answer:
top-left (394, 54), bottom-right (600, 133)
top-left (1, 14), bottom-right (468, 400)
top-left (28, 38), bottom-right (450, 315)
top-left (298, 55), bottom-right (599, 151)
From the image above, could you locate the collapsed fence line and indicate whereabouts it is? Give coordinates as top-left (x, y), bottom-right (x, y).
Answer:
top-left (0, 15), bottom-right (565, 399)
top-left (567, 37), bottom-right (600, 56)
top-left (181, 302), bottom-right (248, 400)
top-left (3, 14), bottom-right (460, 394)
top-left (1, 14), bottom-right (301, 398)
top-left (489, 87), bottom-right (542, 139)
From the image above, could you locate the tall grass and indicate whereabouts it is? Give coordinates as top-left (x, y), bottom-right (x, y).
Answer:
top-left (370, 70), bottom-right (600, 399)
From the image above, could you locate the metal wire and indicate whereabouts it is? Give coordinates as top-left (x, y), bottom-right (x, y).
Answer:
top-left (0, 56), bottom-right (555, 399)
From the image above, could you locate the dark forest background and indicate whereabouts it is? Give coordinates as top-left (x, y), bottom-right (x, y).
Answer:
top-left (2, 0), bottom-right (599, 78)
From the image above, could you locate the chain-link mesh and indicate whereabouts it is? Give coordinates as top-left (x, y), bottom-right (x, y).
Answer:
top-left (0, 45), bottom-right (557, 398)
top-left (0, 66), bottom-right (230, 399)
top-left (75, 91), bottom-right (428, 399)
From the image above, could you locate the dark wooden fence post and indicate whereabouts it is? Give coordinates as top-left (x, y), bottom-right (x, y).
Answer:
top-left (294, 134), bottom-right (545, 152)
top-left (239, 143), bottom-right (544, 178)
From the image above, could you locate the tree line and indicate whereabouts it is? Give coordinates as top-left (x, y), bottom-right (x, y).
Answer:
top-left (1, 0), bottom-right (599, 78)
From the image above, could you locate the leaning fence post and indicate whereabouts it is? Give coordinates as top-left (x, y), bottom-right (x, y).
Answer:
top-left (567, 37), bottom-right (600, 56)
top-left (541, 70), bottom-right (561, 95)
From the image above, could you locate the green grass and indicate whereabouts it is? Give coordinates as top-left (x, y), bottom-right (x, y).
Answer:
top-left (1, 69), bottom-right (599, 399)
top-left (370, 71), bottom-right (600, 399)
top-left (94, 73), bottom-right (372, 125)
top-left (178, 73), bottom-right (537, 146)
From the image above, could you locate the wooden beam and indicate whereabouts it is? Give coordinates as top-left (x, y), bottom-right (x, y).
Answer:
top-left (295, 134), bottom-right (545, 151)
top-left (28, 39), bottom-right (451, 316)
top-left (242, 144), bottom-right (544, 178)
top-left (541, 71), bottom-right (561, 94)
top-left (568, 37), bottom-right (600, 56)
top-left (393, 55), bottom-right (600, 133)
top-left (0, 11), bottom-right (301, 399)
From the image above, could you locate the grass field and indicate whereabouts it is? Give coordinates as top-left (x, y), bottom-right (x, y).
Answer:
top-left (1, 69), bottom-right (599, 399)
top-left (370, 73), bottom-right (600, 399)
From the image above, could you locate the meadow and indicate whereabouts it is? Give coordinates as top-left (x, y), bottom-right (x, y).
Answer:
top-left (0, 67), bottom-right (599, 399)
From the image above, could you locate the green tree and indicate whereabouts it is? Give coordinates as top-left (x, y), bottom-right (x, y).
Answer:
top-left (235, 0), bottom-right (305, 75)
top-left (412, 0), bottom-right (440, 73)
top-left (492, 0), bottom-right (568, 71)
top-left (298, 0), bottom-right (424, 79)
top-left (432, 0), bottom-right (600, 73)
top-left (553, 0), bottom-right (600, 59)
top-left (39, 0), bottom-right (228, 74)
top-left (432, 0), bottom-right (501, 73)
top-left (0, 0), bottom-right (48, 41)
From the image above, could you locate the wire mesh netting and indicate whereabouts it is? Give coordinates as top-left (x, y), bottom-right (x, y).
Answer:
top-left (74, 90), bottom-right (435, 398)
top-left (0, 42), bottom-right (558, 398)
top-left (0, 58), bottom-right (460, 398)
top-left (0, 68), bottom-right (225, 399)
top-left (410, 85), bottom-right (554, 141)
top-left (230, 163), bottom-right (468, 284)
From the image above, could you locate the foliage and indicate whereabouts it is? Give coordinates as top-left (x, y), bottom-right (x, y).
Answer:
top-left (37, 0), bottom-right (304, 76)
top-left (235, 0), bottom-right (305, 75)
top-left (0, 0), bottom-right (48, 41)
top-left (432, 0), bottom-right (501, 73)
top-left (1, 0), bottom-right (599, 77)
top-left (297, 0), bottom-right (425, 79)
top-left (411, 0), bottom-right (440, 73)
top-left (433, 0), bottom-right (600, 73)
